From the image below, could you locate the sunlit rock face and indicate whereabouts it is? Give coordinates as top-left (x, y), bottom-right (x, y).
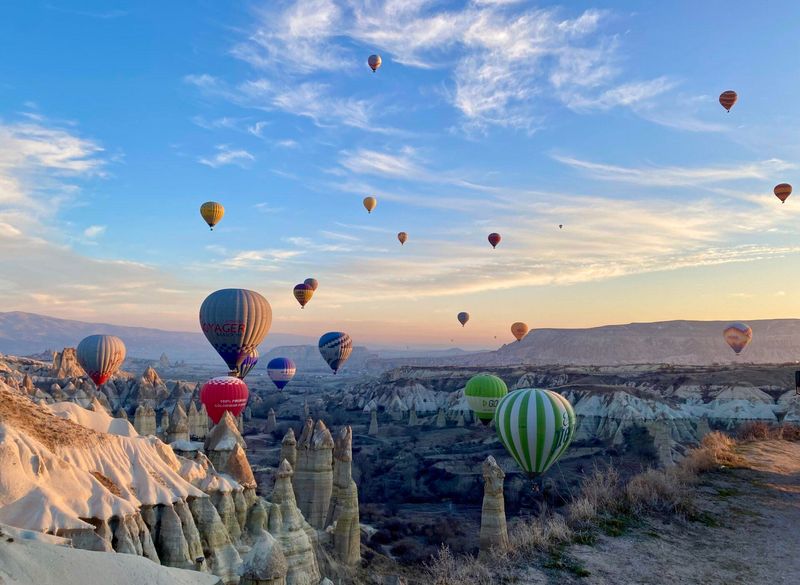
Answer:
top-left (292, 419), bottom-right (334, 530)
top-left (325, 426), bottom-right (360, 566)
top-left (479, 455), bottom-right (508, 559)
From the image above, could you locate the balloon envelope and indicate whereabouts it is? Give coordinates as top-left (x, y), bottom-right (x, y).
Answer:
top-left (363, 196), bottom-right (377, 213)
top-left (199, 289), bottom-right (272, 375)
top-left (200, 201), bottom-right (224, 230)
top-left (76, 334), bottom-right (126, 386)
top-left (319, 332), bottom-right (353, 374)
top-left (457, 312), bottom-right (470, 327)
top-left (368, 54), bottom-right (382, 72)
top-left (238, 348), bottom-right (259, 379)
top-left (465, 374), bottom-right (508, 424)
top-left (774, 183), bottom-right (792, 203)
top-left (723, 322), bottom-right (752, 354)
top-left (267, 357), bottom-right (296, 390)
top-left (293, 283), bottom-right (314, 308)
top-left (397, 231), bottom-right (408, 245)
top-left (304, 278), bottom-right (319, 291)
top-left (719, 90), bottom-right (738, 112)
top-left (200, 376), bottom-right (249, 424)
top-left (511, 322), bottom-right (529, 342)
top-left (496, 388), bottom-right (576, 477)
top-left (488, 233), bottom-right (501, 249)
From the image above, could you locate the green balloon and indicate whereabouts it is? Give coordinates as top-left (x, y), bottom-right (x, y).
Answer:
top-left (496, 388), bottom-right (576, 477)
top-left (464, 374), bottom-right (508, 424)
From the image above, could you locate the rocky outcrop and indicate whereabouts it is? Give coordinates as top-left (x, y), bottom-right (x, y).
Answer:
top-left (241, 530), bottom-right (288, 585)
top-left (188, 401), bottom-right (208, 440)
top-left (479, 456), bottom-right (508, 559)
top-left (293, 419), bottom-right (334, 530)
top-left (408, 407), bottom-right (418, 427)
top-left (167, 402), bottom-right (190, 444)
top-left (435, 409), bottom-right (446, 428)
top-left (368, 410), bottom-right (378, 436)
top-left (281, 428), bottom-right (297, 470)
top-left (134, 404), bottom-right (157, 436)
top-left (325, 426), bottom-right (360, 566)
top-left (266, 408), bottom-right (277, 434)
top-left (116, 407), bottom-right (128, 420)
top-left (205, 412), bottom-right (248, 478)
top-left (52, 347), bottom-right (84, 379)
top-left (269, 460), bottom-right (322, 585)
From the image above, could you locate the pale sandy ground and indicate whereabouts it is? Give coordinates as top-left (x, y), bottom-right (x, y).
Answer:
top-left (555, 440), bottom-right (800, 585)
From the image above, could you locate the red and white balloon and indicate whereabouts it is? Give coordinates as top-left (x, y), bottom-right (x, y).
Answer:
top-left (200, 376), bottom-right (249, 424)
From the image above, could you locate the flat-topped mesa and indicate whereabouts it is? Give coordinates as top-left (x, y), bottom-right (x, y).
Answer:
top-left (368, 409), bottom-right (378, 436)
top-left (326, 426), bottom-right (360, 566)
top-left (479, 455), bottom-right (508, 559)
top-left (293, 419), bottom-right (334, 530)
top-left (269, 460), bottom-right (322, 585)
top-left (265, 408), bottom-right (277, 434)
top-left (52, 347), bottom-right (84, 379)
top-left (281, 428), bottom-right (297, 470)
top-left (166, 402), bottom-right (190, 444)
top-left (205, 411), bottom-right (248, 474)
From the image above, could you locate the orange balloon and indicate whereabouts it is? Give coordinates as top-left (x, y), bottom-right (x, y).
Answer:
top-left (511, 322), bottom-right (529, 342)
top-left (774, 183), bottom-right (792, 203)
top-left (719, 90), bottom-right (737, 112)
top-left (397, 232), bottom-right (408, 245)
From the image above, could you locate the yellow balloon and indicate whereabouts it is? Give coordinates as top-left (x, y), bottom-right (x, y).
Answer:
top-left (200, 201), bottom-right (224, 230)
top-left (363, 197), bottom-right (377, 214)
top-left (511, 322), bottom-right (529, 342)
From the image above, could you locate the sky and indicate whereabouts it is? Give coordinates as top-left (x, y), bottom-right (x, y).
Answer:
top-left (2, 0), bottom-right (800, 349)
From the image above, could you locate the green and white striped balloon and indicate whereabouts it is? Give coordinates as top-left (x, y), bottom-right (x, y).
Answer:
top-left (495, 388), bottom-right (576, 477)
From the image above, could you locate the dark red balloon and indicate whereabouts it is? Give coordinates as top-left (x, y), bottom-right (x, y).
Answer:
top-left (200, 376), bottom-right (249, 424)
top-left (488, 233), bottom-right (501, 249)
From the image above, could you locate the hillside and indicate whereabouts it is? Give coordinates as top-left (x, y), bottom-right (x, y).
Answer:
top-left (398, 319), bottom-right (800, 367)
top-left (0, 311), bottom-right (313, 361)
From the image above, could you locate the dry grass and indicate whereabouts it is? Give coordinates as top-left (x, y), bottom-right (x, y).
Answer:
top-left (508, 512), bottom-right (573, 556)
top-left (738, 422), bottom-right (800, 442)
top-left (425, 545), bottom-right (493, 585)
top-left (625, 468), bottom-right (689, 515)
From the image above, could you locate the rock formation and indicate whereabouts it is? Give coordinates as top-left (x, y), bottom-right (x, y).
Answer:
top-left (456, 412), bottom-right (465, 427)
top-left (204, 411), bottom-right (247, 475)
top-left (408, 406), bottom-right (418, 427)
top-left (479, 455), bottom-right (508, 558)
top-left (266, 408), bottom-right (277, 434)
top-left (241, 529), bottom-right (288, 585)
top-left (51, 347), bottom-right (84, 379)
top-left (159, 352), bottom-right (171, 368)
top-left (269, 460), bottom-right (322, 585)
top-left (325, 426), bottom-right (360, 566)
top-left (435, 409), bottom-right (446, 428)
top-left (21, 373), bottom-right (34, 395)
top-left (368, 410), bottom-right (378, 436)
top-left (134, 404), bottom-right (157, 436)
top-left (293, 419), bottom-right (334, 530)
top-left (167, 402), bottom-right (190, 444)
top-left (188, 401), bottom-right (208, 439)
top-left (281, 428), bottom-right (297, 470)
top-left (116, 407), bottom-right (128, 420)
top-left (303, 401), bottom-right (310, 419)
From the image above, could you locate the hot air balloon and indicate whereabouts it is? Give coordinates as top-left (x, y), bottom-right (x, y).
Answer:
top-left (774, 183), bottom-right (792, 203)
top-left (237, 348), bottom-right (259, 379)
top-left (319, 332), bottom-right (353, 374)
top-left (465, 374), bottom-right (508, 425)
top-left (200, 201), bottom-right (224, 230)
top-left (558, 224), bottom-right (563, 229)
top-left (488, 233), bottom-right (501, 249)
top-left (199, 289), bottom-right (272, 376)
top-left (397, 232), bottom-right (408, 245)
top-left (76, 334), bottom-right (126, 386)
top-left (719, 90), bottom-right (738, 112)
top-left (368, 54), bottom-right (382, 72)
top-left (511, 322), bottom-right (529, 342)
top-left (496, 388), bottom-right (576, 477)
top-left (293, 283), bottom-right (314, 308)
top-left (723, 322), bottom-right (752, 355)
top-left (363, 196), bottom-right (377, 214)
top-left (200, 376), bottom-right (249, 424)
top-left (457, 312), bottom-right (470, 327)
top-left (304, 278), bottom-right (319, 291)
top-left (267, 357), bottom-right (296, 391)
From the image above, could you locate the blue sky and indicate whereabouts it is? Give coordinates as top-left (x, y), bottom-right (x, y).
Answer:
top-left (2, 1), bottom-right (800, 348)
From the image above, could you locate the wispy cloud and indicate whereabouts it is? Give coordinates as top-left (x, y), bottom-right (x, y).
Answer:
top-left (198, 144), bottom-right (255, 168)
top-left (83, 225), bottom-right (106, 238)
top-left (553, 155), bottom-right (794, 187)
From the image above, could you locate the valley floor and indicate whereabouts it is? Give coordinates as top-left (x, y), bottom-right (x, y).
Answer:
top-left (530, 440), bottom-right (800, 585)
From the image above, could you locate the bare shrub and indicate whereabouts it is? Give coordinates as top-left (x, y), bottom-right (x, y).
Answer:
top-left (737, 421), bottom-right (772, 441)
top-left (567, 496), bottom-right (597, 527)
top-left (625, 468), bottom-right (690, 515)
top-left (570, 464), bottom-right (622, 519)
top-left (424, 545), bottom-right (493, 585)
top-left (777, 424), bottom-right (800, 441)
top-left (508, 512), bottom-right (573, 555)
